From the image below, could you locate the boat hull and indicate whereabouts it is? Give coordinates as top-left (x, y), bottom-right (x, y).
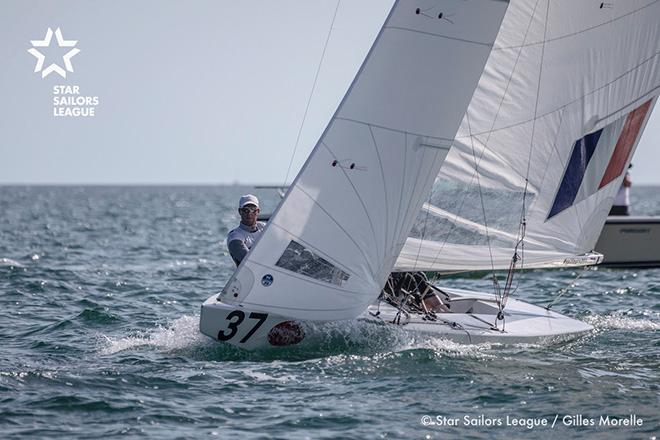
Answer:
top-left (365, 288), bottom-right (592, 345)
top-left (200, 287), bottom-right (592, 350)
top-left (595, 216), bottom-right (660, 267)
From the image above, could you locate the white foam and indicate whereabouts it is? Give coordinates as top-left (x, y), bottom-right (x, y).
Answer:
top-left (395, 333), bottom-right (496, 359)
top-left (585, 314), bottom-right (660, 331)
top-left (307, 318), bottom-right (495, 359)
top-left (241, 368), bottom-right (299, 384)
top-left (99, 315), bottom-right (209, 355)
top-left (0, 257), bottom-right (23, 267)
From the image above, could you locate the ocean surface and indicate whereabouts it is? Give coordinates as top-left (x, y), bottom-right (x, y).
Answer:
top-left (0, 185), bottom-right (658, 439)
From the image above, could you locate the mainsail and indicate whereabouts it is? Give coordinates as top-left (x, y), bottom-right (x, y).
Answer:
top-left (218, 0), bottom-right (509, 320)
top-left (398, 0), bottom-right (660, 272)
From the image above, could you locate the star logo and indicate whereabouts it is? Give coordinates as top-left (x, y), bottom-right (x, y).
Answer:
top-left (27, 28), bottom-right (81, 78)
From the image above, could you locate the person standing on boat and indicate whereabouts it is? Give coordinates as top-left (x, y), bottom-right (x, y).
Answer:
top-left (227, 194), bottom-right (265, 266)
top-left (609, 167), bottom-right (632, 216)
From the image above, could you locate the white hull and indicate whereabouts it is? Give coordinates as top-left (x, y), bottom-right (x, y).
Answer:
top-left (595, 216), bottom-right (660, 268)
top-left (200, 287), bottom-right (592, 350)
top-left (364, 288), bottom-right (592, 344)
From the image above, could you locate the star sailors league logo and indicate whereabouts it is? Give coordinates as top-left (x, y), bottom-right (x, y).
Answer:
top-left (27, 27), bottom-right (80, 78)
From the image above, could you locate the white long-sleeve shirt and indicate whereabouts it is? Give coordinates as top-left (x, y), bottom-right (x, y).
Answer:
top-left (226, 221), bottom-right (265, 266)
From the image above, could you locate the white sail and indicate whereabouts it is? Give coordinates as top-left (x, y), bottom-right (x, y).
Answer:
top-left (218, 0), bottom-right (509, 320)
top-left (398, 0), bottom-right (660, 272)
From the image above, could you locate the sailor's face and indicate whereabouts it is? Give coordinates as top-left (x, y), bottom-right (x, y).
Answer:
top-left (239, 204), bottom-right (259, 226)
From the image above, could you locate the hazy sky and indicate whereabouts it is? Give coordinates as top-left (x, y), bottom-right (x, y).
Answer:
top-left (1, 1), bottom-right (659, 184)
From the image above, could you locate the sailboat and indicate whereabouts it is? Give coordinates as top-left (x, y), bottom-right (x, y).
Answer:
top-left (200, 0), bottom-right (660, 350)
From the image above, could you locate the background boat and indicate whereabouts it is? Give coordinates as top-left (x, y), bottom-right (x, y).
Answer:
top-left (596, 216), bottom-right (660, 267)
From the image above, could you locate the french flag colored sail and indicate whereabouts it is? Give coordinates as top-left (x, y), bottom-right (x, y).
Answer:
top-left (547, 100), bottom-right (652, 220)
top-left (599, 100), bottom-right (653, 189)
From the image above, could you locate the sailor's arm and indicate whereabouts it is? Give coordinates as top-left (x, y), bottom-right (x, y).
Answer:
top-left (228, 239), bottom-right (249, 266)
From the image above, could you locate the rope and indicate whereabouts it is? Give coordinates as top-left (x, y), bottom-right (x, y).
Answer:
top-left (282, 0), bottom-right (342, 187)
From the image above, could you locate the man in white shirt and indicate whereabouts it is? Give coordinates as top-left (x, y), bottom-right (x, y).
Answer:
top-left (610, 171), bottom-right (631, 216)
top-left (227, 194), bottom-right (266, 266)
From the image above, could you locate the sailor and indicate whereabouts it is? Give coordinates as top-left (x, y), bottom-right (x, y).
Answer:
top-left (609, 166), bottom-right (632, 216)
top-left (227, 194), bottom-right (265, 266)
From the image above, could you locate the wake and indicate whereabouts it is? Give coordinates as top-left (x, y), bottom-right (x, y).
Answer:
top-left (97, 313), bottom-right (498, 360)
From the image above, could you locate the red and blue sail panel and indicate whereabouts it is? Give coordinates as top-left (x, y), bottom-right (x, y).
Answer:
top-left (547, 100), bottom-right (652, 220)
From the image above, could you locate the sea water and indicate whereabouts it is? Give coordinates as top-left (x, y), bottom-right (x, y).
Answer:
top-left (0, 186), bottom-right (658, 439)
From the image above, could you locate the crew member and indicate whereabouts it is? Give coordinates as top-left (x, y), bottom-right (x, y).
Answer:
top-left (610, 168), bottom-right (632, 216)
top-left (227, 194), bottom-right (265, 266)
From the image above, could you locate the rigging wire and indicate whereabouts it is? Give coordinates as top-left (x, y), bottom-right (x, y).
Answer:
top-left (426, 0), bottom-right (543, 275)
top-left (413, 186), bottom-right (436, 272)
top-left (282, 0), bottom-right (342, 187)
top-left (545, 266), bottom-right (591, 310)
top-left (465, 113), bottom-right (501, 301)
top-left (495, 0), bottom-right (551, 327)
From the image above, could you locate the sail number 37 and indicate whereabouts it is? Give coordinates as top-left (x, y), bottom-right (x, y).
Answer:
top-left (217, 310), bottom-right (268, 343)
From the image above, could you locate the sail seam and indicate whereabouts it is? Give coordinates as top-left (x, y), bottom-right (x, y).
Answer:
top-left (385, 26), bottom-right (495, 48)
top-left (492, 0), bottom-right (660, 52)
top-left (400, 139), bottom-right (433, 262)
top-left (335, 117), bottom-right (454, 142)
top-left (367, 124), bottom-right (390, 274)
top-left (392, 132), bottom-right (408, 261)
top-left (457, 51), bottom-right (660, 139)
top-left (320, 141), bottom-right (383, 268)
top-left (534, 108), bottom-right (566, 216)
top-left (479, 0), bottom-right (542, 147)
top-left (287, 185), bottom-right (378, 280)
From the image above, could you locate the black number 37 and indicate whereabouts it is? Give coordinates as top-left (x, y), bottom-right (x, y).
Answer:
top-left (217, 310), bottom-right (268, 343)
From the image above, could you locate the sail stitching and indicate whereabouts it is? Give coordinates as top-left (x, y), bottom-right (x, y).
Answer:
top-left (456, 51), bottom-right (660, 139)
top-left (320, 141), bottom-right (383, 268)
top-left (385, 26), bottom-right (495, 47)
top-left (400, 138), bottom-right (436, 268)
top-left (492, 0), bottom-right (659, 52)
top-left (282, 0), bottom-right (342, 187)
top-left (392, 132), bottom-right (408, 262)
top-left (449, 58), bottom-right (659, 214)
top-left (367, 124), bottom-right (390, 273)
top-left (290, 185), bottom-right (378, 279)
top-left (533, 108), bottom-right (566, 216)
top-left (466, 0), bottom-right (542, 158)
top-left (335, 117), bottom-right (454, 142)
